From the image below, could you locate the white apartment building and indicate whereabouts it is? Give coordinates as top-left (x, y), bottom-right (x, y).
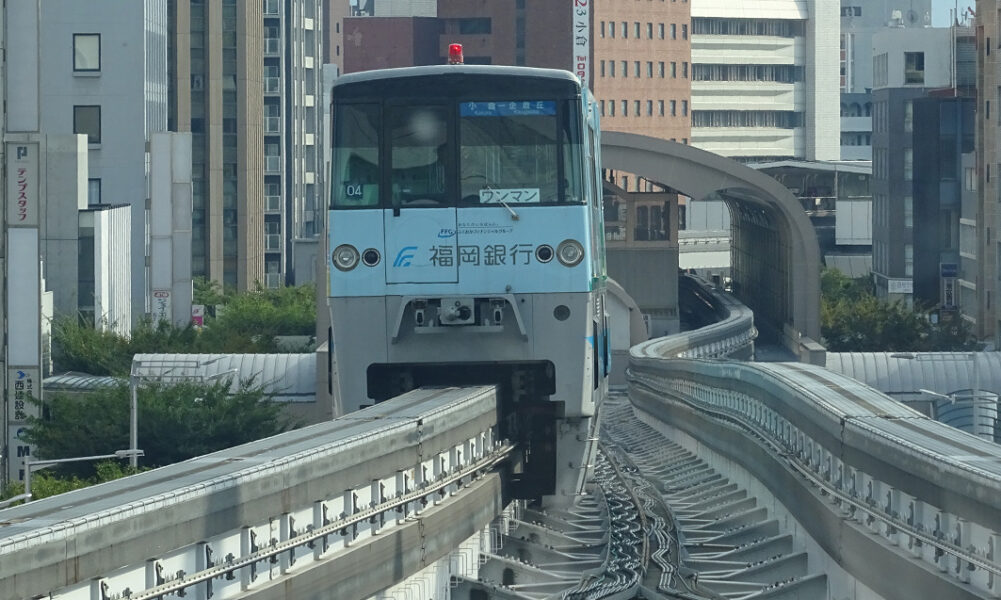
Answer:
top-left (38, 0), bottom-right (167, 318)
top-left (690, 0), bottom-right (840, 161)
top-left (264, 0), bottom-right (325, 287)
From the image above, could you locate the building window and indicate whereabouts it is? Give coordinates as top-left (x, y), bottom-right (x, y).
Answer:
top-left (904, 148), bottom-right (913, 180)
top-left (458, 18), bottom-right (491, 34)
top-left (88, 178), bottom-right (101, 205)
top-left (658, 23), bottom-right (664, 39)
top-left (904, 244), bottom-right (913, 277)
top-left (670, 23), bottom-right (677, 39)
top-left (659, 62), bottom-right (665, 77)
top-left (904, 52), bottom-right (924, 84)
top-left (621, 21), bottom-right (627, 38)
top-left (621, 61), bottom-right (627, 77)
top-left (609, 100), bottom-right (615, 116)
top-left (600, 21), bottom-right (605, 37)
top-left (621, 100), bottom-right (628, 116)
top-left (904, 195), bottom-right (912, 227)
top-left (600, 100), bottom-right (605, 116)
top-left (647, 61), bottom-right (653, 78)
top-left (73, 33), bottom-right (101, 72)
top-left (609, 61), bottom-right (615, 77)
top-left (601, 60), bottom-right (605, 77)
top-left (646, 100), bottom-right (653, 116)
top-left (610, 21), bottom-right (615, 38)
top-left (682, 100), bottom-right (688, 116)
top-left (634, 100), bottom-right (641, 115)
top-left (634, 61), bottom-right (640, 77)
top-left (670, 100), bottom-right (677, 116)
top-left (682, 24), bottom-right (688, 39)
top-left (74, 105), bottom-right (101, 143)
top-left (647, 22), bottom-right (653, 39)
top-left (965, 167), bottom-right (977, 191)
top-left (683, 62), bottom-right (688, 78)
top-left (671, 62), bottom-right (677, 78)
top-left (634, 22), bottom-right (640, 38)
top-left (658, 100), bottom-right (665, 116)
top-left (903, 100), bottom-right (913, 132)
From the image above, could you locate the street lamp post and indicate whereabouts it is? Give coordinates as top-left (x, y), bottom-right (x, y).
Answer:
top-left (4, 450), bottom-right (145, 506)
top-left (893, 352), bottom-right (998, 441)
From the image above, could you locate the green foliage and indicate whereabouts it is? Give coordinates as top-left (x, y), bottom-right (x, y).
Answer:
top-left (820, 267), bottom-right (977, 352)
top-left (0, 460), bottom-right (139, 504)
top-left (52, 284), bottom-right (317, 375)
top-left (193, 276), bottom-right (230, 307)
top-left (23, 378), bottom-right (294, 478)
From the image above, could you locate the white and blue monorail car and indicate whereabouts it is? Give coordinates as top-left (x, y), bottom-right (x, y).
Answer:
top-left (328, 61), bottom-right (608, 502)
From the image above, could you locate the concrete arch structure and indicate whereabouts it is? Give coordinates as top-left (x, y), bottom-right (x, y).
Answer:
top-left (601, 132), bottom-right (822, 360)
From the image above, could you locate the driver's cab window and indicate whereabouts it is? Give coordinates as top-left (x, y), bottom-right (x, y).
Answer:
top-left (390, 105), bottom-right (449, 207)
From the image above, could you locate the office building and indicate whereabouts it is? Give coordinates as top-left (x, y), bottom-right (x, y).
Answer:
top-left (690, 0), bottom-right (840, 161)
top-left (839, 1), bottom-right (933, 161)
top-left (169, 0), bottom-right (265, 290)
top-left (870, 27), bottom-right (972, 304)
top-left (39, 0), bottom-right (167, 318)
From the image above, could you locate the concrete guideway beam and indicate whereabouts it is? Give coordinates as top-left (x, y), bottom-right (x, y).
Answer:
top-left (601, 132), bottom-right (822, 361)
top-left (0, 386), bottom-right (504, 600)
top-left (627, 357), bottom-right (1001, 599)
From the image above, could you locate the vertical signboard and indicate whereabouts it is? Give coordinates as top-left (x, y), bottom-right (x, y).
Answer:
top-left (152, 289), bottom-right (172, 324)
top-left (6, 367), bottom-right (39, 481)
top-left (5, 141), bottom-right (42, 483)
top-left (572, 0), bottom-right (590, 88)
top-left (7, 143), bottom-right (38, 227)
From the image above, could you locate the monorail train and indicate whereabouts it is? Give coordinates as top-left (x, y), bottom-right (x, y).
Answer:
top-left (327, 47), bottom-right (608, 503)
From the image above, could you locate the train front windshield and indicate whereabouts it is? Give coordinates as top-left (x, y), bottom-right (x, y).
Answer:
top-left (331, 97), bottom-right (584, 209)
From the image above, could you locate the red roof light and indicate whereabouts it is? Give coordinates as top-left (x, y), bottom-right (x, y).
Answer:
top-left (448, 43), bottom-right (464, 65)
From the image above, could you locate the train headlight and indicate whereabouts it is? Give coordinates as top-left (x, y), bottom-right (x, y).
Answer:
top-left (556, 239), bottom-right (585, 267)
top-left (332, 244), bottom-right (360, 271)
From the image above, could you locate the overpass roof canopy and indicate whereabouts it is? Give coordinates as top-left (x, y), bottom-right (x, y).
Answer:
top-left (826, 352), bottom-right (1001, 398)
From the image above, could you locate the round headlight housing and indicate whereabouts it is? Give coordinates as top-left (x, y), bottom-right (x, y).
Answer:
top-left (362, 248), bottom-right (381, 267)
top-left (535, 244), bottom-right (554, 263)
top-left (556, 239), bottom-right (585, 267)
top-left (332, 244), bottom-right (360, 271)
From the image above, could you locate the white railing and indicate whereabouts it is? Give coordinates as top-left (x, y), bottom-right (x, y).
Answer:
top-left (264, 76), bottom-right (280, 93)
top-left (264, 116), bottom-right (280, 133)
top-left (264, 37), bottom-right (280, 54)
top-left (265, 155), bottom-right (281, 173)
top-left (266, 195), bottom-right (281, 211)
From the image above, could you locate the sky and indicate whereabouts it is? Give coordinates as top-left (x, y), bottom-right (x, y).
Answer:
top-left (932, 0), bottom-right (975, 26)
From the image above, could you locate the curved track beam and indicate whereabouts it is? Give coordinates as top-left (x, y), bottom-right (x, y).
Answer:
top-left (601, 132), bottom-right (821, 355)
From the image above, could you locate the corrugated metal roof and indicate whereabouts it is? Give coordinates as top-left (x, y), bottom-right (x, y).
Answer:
top-left (44, 373), bottom-right (121, 391)
top-left (132, 354), bottom-right (316, 403)
top-left (826, 352), bottom-right (1001, 400)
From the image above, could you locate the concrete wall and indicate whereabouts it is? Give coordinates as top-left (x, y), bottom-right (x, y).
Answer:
top-left (149, 133), bottom-right (193, 327)
top-left (41, 134), bottom-right (88, 318)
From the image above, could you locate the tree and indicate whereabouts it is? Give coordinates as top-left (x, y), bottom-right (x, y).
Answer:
top-left (23, 378), bottom-right (295, 477)
top-left (51, 284), bottom-right (318, 375)
top-left (820, 267), bottom-right (977, 352)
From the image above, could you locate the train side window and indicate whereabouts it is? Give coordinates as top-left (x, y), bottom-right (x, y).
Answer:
top-left (331, 103), bottom-right (381, 208)
top-left (389, 104), bottom-right (450, 207)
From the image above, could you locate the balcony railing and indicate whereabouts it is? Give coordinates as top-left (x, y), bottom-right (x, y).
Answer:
top-left (265, 234), bottom-right (282, 252)
top-left (264, 38), bottom-right (280, 55)
top-left (265, 116), bottom-right (280, 133)
top-left (265, 155), bottom-right (281, 173)
top-left (263, 0), bottom-right (280, 15)
top-left (265, 272), bottom-right (281, 289)
top-left (266, 195), bottom-right (282, 211)
top-left (264, 77), bottom-right (280, 93)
